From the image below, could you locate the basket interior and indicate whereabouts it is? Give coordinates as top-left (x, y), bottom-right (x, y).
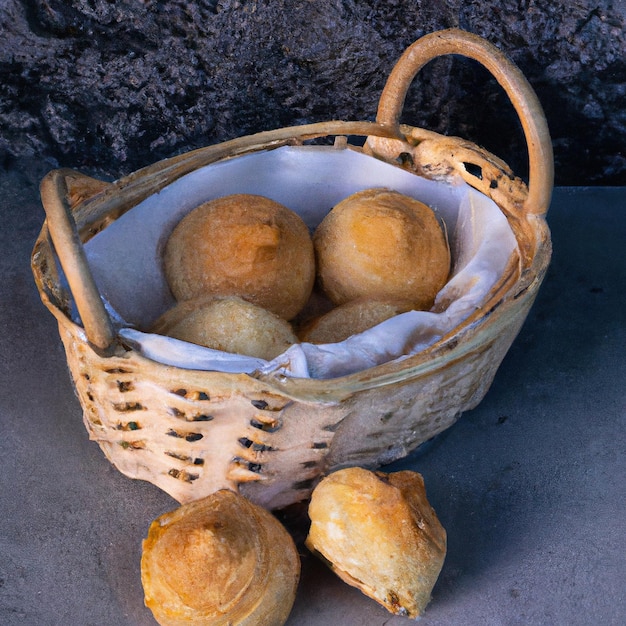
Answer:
top-left (73, 144), bottom-right (518, 379)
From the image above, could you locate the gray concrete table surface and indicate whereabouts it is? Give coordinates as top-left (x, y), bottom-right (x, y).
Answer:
top-left (1, 162), bottom-right (624, 625)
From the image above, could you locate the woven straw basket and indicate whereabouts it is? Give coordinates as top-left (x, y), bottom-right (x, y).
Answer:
top-left (32, 29), bottom-right (553, 511)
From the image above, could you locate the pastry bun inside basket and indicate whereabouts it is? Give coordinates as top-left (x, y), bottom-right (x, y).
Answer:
top-left (79, 144), bottom-right (519, 379)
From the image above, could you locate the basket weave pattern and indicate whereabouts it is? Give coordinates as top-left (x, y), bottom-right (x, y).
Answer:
top-left (55, 290), bottom-right (533, 510)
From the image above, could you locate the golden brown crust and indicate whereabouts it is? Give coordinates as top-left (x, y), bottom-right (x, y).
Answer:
top-left (305, 467), bottom-right (446, 618)
top-left (164, 194), bottom-right (315, 320)
top-left (313, 188), bottom-right (450, 310)
top-left (298, 298), bottom-right (413, 344)
top-left (151, 295), bottom-right (298, 361)
top-left (141, 490), bottom-right (301, 626)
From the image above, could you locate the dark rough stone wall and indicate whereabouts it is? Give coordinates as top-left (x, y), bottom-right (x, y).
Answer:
top-left (1, 0), bottom-right (625, 184)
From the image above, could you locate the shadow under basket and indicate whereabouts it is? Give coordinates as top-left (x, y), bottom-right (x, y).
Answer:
top-left (31, 29), bottom-right (553, 511)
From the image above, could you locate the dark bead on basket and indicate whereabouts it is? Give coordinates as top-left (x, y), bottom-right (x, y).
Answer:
top-left (172, 388), bottom-right (211, 401)
top-left (168, 468), bottom-right (199, 482)
top-left (238, 437), bottom-right (274, 452)
top-left (113, 401), bottom-right (144, 412)
top-left (165, 452), bottom-right (204, 466)
top-left (166, 429), bottom-right (204, 442)
top-left (115, 421), bottom-right (140, 431)
top-left (190, 414), bottom-right (213, 422)
top-left (233, 457), bottom-right (264, 474)
top-left (119, 440), bottom-right (145, 450)
top-left (250, 418), bottom-right (280, 433)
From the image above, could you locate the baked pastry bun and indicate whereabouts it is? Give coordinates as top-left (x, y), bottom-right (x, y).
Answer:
top-left (306, 467), bottom-right (446, 618)
top-left (164, 194), bottom-right (315, 320)
top-left (298, 298), bottom-right (413, 344)
top-left (313, 188), bottom-right (450, 310)
top-left (141, 490), bottom-right (300, 626)
top-left (151, 296), bottom-right (298, 361)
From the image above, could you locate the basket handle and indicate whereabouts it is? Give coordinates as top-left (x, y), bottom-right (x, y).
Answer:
top-left (376, 28), bottom-right (553, 216)
top-left (40, 170), bottom-right (116, 352)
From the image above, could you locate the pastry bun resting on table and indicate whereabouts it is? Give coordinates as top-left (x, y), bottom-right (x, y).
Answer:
top-left (150, 295), bottom-right (298, 361)
top-left (313, 188), bottom-right (451, 310)
top-left (298, 298), bottom-right (414, 344)
top-left (141, 490), bottom-right (300, 626)
top-left (164, 194), bottom-right (316, 320)
top-left (305, 467), bottom-right (447, 619)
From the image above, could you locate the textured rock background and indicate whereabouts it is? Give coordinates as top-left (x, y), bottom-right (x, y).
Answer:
top-left (1, 0), bottom-right (625, 184)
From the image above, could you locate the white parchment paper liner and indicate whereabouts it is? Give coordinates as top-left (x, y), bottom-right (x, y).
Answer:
top-left (81, 145), bottom-right (518, 379)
